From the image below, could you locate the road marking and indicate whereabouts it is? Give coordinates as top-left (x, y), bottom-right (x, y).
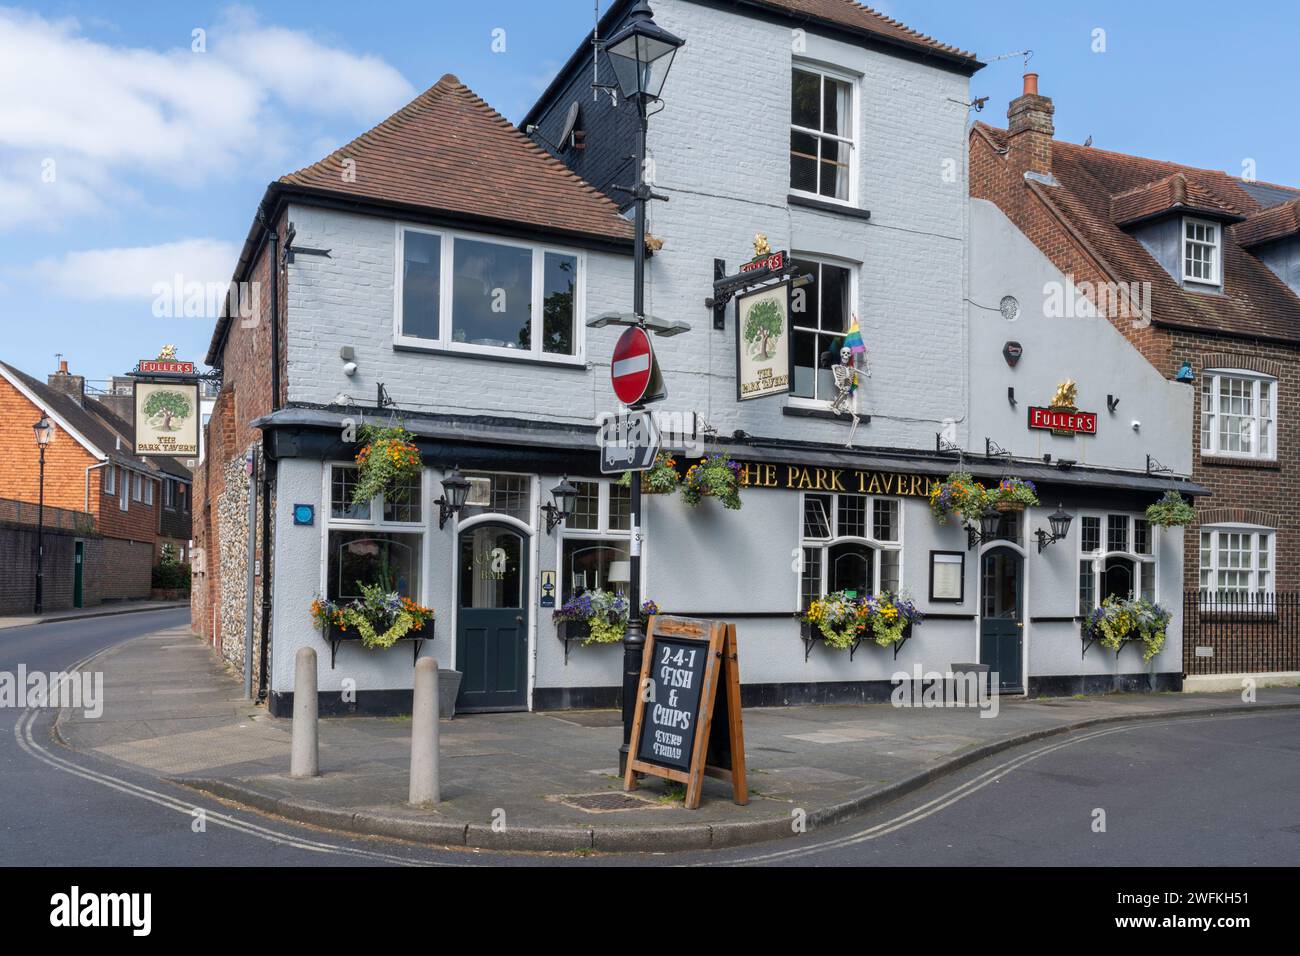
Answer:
top-left (714, 712), bottom-right (1279, 866)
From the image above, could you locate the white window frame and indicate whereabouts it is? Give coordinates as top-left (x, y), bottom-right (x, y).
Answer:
top-left (393, 223), bottom-right (587, 365)
top-left (787, 252), bottom-right (860, 409)
top-left (1200, 368), bottom-right (1276, 461)
top-left (118, 467), bottom-right (129, 512)
top-left (789, 62), bottom-right (860, 207)
top-left (1198, 524), bottom-right (1275, 602)
top-left (103, 466), bottom-right (116, 496)
top-left (557, 478), bottom-right (636, 598)
top-left (1076, 512), bottom-right (1157, 613)
top-left (323, 462), bottom-right (427, 602)
top-left (132, 473), bottom-right (143, 502)
top-left (798, 491), bottom-right (903, 606)
top-left (143, 478), bottom-right (154, 506)
top-left (1182, 216), bottom-right (1221, 286)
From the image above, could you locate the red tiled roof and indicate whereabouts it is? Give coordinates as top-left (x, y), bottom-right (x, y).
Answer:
top-left (752, 0), bottom-right (979, 64)
top-left (280, 75), bottom-right (633, 245)
top-left (1234, 198), bottom-right (1300, 248)
top-left (1110, 172), bottom-right (1243, 227)
top-left (974, 123), bottom-right (1300, 343)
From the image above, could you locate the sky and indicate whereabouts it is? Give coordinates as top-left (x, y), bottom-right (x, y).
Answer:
top-left (2, 0), bottom-right (1297, 386)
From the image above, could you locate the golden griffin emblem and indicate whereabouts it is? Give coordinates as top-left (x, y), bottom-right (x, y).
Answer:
top-left (753, 233), bottom-right (771, 257)
top-left (1050, 378), bottom-right (1078, 410)
top-left (158, 344), bottom-right (178, 361)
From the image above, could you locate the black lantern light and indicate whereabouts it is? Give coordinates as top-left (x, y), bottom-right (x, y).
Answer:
top-left (968, 504), bottom-right (1004, 550)
top-left (1035, 503), bottom-right (1074, 553)
top-left (436, 466), bottom-right (471, 529)
top-left (603, 0), bottom-right (684, 103)
top-left (33, 416), bottom-right (53, 446)
top-left (542, 476), bottom-right (580, 535)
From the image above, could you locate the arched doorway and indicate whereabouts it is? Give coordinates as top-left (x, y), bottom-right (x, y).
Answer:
top-left (456, 522), bottom-right (529, 712)
top-left (980, 546), bottom-right (1024, 692)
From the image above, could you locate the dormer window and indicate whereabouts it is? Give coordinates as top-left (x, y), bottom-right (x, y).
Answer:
top-left (1183, 218), bottom-right (1220, 285)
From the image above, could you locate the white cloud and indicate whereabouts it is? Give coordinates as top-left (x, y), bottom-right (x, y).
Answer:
top-left (0, 6), bottom-right (414, 228)
top-left (28, 238), bottom-right (240, 303)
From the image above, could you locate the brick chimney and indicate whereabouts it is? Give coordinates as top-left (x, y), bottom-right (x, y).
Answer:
top-left (1006, 72), bottom-right (1055, 178)
top-left (47, 358), bottom-right (86, 406)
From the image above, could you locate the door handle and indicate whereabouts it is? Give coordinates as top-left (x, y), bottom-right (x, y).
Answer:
top-left (1016, 622), bottom-right (1024, 628)
top-left (516, 615), bottom-right (524, 624)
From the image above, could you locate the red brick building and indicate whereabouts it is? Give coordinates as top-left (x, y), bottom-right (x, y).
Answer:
top-left (971, 74), bottom-right (1300, 680)
top-left (0, 359), bottom-right (193, 613)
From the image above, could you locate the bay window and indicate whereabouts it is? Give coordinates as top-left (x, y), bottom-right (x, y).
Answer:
top-left (1078, 513), bottom-right (1156, 612)
top-left (1199, 526), bottom-right (1274, 602)
top-left (326, 464), bottom-right (424, 602)
top-left (1201, 370), bottom-right (1275, 460)
top-left (395, 225), bottom-right (583, 362)
top-left (800, 492), bottom-right (901, 608)
top-left (790, 65), bottom-right (856, 203)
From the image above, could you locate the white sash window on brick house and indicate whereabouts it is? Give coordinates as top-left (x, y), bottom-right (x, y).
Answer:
top-left (790, 64), bottom-right (857, 204)
top-left (1200, 369), bottom-right (1276, 460)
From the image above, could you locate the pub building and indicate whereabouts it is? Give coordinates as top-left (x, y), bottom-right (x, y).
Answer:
top-left (193, 0), bottom-right (1204, 716)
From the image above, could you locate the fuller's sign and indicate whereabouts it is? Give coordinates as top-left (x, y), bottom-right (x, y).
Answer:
top-left (136, 359), bottom-right (196, 377)
top-left (1028, 406), bottom-right (1097, 435)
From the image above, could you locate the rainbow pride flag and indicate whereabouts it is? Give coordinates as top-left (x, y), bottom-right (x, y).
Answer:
top-left (843, 314), bottom-right (866, 354)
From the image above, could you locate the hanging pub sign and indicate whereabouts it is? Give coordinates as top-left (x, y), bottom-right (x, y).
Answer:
top-left (134, 379), bottom-right (201, 457)
top-left (136, 359), bottom-right (197, 377)
top-left (1027, 378), bottom-right (1096, 436)
top-left (735, 280), bottom-right (792, 401)
top-left (624, 615), bottom-right (747, 810)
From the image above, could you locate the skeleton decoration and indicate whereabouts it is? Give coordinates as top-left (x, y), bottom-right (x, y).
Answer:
top-left (829, 346), bottom-right (862, 447)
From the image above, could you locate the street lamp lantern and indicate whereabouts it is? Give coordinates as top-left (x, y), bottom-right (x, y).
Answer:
top-left (1035, 503), bottom-right (1074, 553)
top-left (436, 466), bottom-right (471, 529)
top-left (33, 416), bottom-right (53, 446)
top-left (603, 0), bottom-right (684, 103)
top-left (542, 476), bottom-right (580, 535)
top-left (978, 505), bottom-right (1002, 541)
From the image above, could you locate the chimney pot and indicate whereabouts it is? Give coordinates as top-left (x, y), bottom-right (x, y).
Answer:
top-left (1007, 73), bottom-right (1055, 179)
top-left (1023, 72), bottom-right (1039, 96)
top-left (59, 359), bottom-right (69, 374)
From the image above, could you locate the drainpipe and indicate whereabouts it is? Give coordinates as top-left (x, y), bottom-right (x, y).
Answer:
top-left (256, 213), bottom-right (281, 703)
top-left (85, 461), bottom-right (109, 512)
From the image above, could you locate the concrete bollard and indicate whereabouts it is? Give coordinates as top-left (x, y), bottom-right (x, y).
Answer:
top-left (290, 646), bottom-right (319, 778)
top-left (409, 657), bottom-right (441, 804)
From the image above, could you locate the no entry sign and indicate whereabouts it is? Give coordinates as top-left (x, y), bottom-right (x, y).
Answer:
top-left (611, 325), bottom-right (664, 406)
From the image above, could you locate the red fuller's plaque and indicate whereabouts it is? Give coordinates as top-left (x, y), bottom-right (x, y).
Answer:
top-left (1028, 406), bottom-right (1097, 435)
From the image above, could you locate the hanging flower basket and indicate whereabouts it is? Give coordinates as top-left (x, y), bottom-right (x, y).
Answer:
top-left (1145, 490), bottom-right (1196, 528)
top-left (989, 477), bottom-right (1040, 513)
top-left (929, 471), bottom-right (989, 525)
top-left (352, 423), bottom-right (422, 507)
top-left (802, 590), bottom-right (924, 650)
top-left (1082, 596), bottom-right (1171, 662)
top-left (617, 452), bottom-right (680, 494)
top-left (311, 585), bottom-right (435, 650)
top-left (680, 454), bottom-right (743, 509)
top-left (552, 591), bottom-right (659, 646)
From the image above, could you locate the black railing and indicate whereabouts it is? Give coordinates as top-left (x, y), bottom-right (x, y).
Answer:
top-left (1184, 591), bottom-right (1300, 675)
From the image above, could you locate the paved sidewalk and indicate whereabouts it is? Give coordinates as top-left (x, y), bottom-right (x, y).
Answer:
top-left (56, 623), bottom-right (1300, 852)
top-left (0, 599), bottom-right (189, 630)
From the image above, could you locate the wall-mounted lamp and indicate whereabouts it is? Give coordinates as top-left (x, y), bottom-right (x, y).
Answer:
top-left (1034, 504), bottom-right (1074, 553)
top-left (542, 476), bottom-right (580, 535)
top-left (435, 466), bottom-right (471, 529)
top-left (967, 504), bottom-right (1003, 550)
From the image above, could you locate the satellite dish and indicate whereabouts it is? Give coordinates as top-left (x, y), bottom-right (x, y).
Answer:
top-left (559, 102), bottom-right (581, 151)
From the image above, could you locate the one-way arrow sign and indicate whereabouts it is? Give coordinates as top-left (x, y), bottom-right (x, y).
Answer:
top-left (599, 411), bottom-right (661, 474)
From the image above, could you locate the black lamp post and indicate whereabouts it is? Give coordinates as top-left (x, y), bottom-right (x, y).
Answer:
top-left (1035, 504), bottom-right (1074, 553)
top-left (967, 504), bottom-right (1004, 550)
top-left (604, 0), bottom-right (684, 773)
top-left (436, 466), bottom-right (471, 529)
top-left (542, 477), bottom-right (579, 534)
top-left (32, 416), bottom-right (53, 614)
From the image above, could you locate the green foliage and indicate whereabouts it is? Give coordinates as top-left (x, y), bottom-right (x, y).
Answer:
top-left (1083, 596), bottom-right (1171, 662)
top-left (742, 299), bottom-right (784, 359)
top-left (1145, 491), bottom-right (1196, 528)
top-left (929, 471), bottom-right (989, 525)
top-left (989, 477), bottom-right (1040, 509)
top-left (310, 584), bottom-right (434, 650)
top-left (143, 390), bottom-right (192, 429)
top-left (151, 546), bottom-right (191, 591)
top-left (681, 455), bottom-right (742, 509)
top-left (617, 451), bottom-right (680, 493)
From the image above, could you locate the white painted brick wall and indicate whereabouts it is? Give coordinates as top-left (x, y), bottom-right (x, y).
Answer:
top-left (284, 0), bottom-right (971, 453)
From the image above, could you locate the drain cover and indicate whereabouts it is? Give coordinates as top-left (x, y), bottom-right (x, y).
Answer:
top-left (555, 792), bottom-right (665, 813)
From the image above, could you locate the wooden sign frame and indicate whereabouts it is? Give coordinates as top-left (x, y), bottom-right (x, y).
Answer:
top-left (624, 616), bottom-right (747, 810)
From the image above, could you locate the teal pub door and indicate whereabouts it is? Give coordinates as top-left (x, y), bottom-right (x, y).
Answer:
top-left (980, 547), bottom-right (1024, 692)
top-left (456, 524), bottom-right (528, 712)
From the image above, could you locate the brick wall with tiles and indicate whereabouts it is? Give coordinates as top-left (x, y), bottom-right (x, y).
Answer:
top-left (0, 376), bottom-right (100, 513)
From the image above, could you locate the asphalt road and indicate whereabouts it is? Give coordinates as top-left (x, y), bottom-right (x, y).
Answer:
top-left (3, 609), bottom-right (1297, 868)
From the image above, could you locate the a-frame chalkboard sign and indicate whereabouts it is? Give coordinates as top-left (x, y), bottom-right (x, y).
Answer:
top-left (624, 616), bottom-right (747, 810)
